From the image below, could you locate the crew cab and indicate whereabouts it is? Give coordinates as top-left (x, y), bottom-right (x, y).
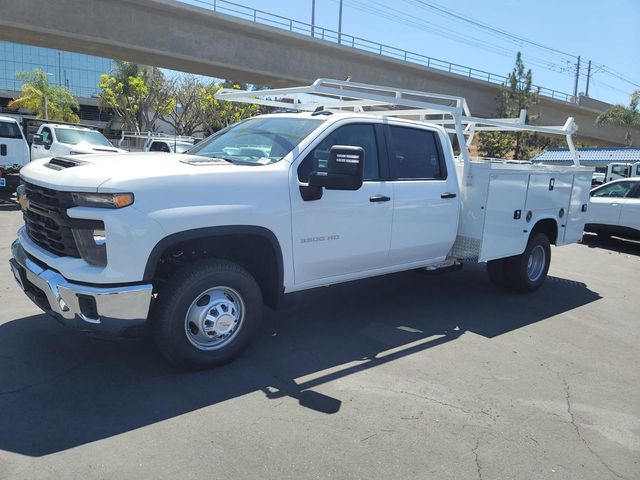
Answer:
top-left (9, 80), bottom-right (593, 369)
top-left (0, 116), bottom-right (29, 192)
top-left (31, 124), bottom-right (125, 160)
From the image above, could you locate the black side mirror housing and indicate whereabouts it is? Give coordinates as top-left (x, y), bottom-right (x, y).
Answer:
top-left (301, 146), bottom-right (365, 201)
top-left (32, 134), bottom-right (43, 145)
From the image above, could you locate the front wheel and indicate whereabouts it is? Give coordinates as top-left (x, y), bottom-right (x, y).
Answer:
top-left (503, 233), bottom-right (551, 293)
top-left (152, 259), bottom-right (263, 369)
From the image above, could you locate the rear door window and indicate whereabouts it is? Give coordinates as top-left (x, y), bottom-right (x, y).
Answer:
top-left (386, 126), bottom-right (446, 180)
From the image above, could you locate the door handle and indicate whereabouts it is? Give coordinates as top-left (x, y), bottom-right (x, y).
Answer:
top-left (441, 192), bottom-right (457, 199)
top-left (369, 195), bottom-right (391, 203)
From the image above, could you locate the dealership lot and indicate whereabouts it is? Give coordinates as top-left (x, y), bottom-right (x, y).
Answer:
top-left (0, 198), bottom-right (638, 480)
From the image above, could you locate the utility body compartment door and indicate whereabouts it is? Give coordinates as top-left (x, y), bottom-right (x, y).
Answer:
top-left (480, 173), bottom-right (529, 261)
top-left (562, 173), bottom-right (592, 244)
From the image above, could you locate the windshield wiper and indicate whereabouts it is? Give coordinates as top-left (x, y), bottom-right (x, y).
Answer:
top-left (203, 156), bottom-right (259, 166)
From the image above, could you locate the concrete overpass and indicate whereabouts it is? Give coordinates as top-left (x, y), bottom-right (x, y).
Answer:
top-left (0, 0), bottom-right (635, 145)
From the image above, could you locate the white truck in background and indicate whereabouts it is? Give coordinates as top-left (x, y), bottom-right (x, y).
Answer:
top-left (605, 162), bottom-right (640, 183)
top-left (10, 79), bottom-right (593, 369)
top-left (31, 123), bottom-right (125, 160)
top-left (0, 116), bottom-right (29, 193)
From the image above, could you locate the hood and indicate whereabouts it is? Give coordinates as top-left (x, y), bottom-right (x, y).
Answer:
top-left (19, 152), bottom-right (238, 191)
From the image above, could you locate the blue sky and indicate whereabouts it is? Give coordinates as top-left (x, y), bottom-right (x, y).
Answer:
top-left (186, 0), bottom-right (639, 106)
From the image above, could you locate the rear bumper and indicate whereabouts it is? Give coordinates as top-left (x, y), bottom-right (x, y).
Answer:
top-left (10, 238), bottom-right (153, 337)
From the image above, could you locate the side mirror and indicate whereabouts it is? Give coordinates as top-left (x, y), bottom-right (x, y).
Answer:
top-left (302, 146), bottom-right (364, 201)
top-left (32, 134), bottom-right (43, 145)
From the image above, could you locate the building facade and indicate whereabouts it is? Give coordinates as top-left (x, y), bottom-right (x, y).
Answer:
top-left (0, 41), bottom-right (115, 124)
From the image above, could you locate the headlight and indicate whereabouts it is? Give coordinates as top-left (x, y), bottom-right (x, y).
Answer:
top-left (72, 226), bottom-right (107, 266)
top-left (71, 192), bottom-right (134, 209)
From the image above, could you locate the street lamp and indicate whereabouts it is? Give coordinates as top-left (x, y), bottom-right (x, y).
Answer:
top-left (44, 72), bottom-right (54, 120)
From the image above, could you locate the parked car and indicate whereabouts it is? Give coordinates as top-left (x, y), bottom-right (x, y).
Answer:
top-left (585, 178), bottom-right (640, 240)
top-left (31, 124), bottom-right (125, 160)
top-left (0, 116), bottom-right (29, 193)
top-left (144, 138), bottom-right (194, 153)
top-left (9, 79), bottom-right (593, 369)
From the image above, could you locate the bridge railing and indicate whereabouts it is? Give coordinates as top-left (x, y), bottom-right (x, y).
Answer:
top-left (185, 0), bottom-right (573, 103)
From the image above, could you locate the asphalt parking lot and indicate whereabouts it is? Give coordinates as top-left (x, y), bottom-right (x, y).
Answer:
top-left (0, 194), bottom-right (638, 480)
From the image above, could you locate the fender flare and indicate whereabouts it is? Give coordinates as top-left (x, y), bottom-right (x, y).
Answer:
top-left (143, 225), bottom-right (284, 299)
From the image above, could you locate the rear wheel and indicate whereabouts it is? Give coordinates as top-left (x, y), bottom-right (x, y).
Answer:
top-left (152, 259), bottom-right (263, 369)
top-left (503, 233), bottom-right (551, 293)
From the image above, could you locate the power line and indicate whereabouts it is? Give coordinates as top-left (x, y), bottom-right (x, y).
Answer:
top-left (406, 0), bottom-right (578, 60)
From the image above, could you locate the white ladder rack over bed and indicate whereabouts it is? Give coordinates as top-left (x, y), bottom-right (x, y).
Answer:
top-left (215, 77), bottom-right (581, 182)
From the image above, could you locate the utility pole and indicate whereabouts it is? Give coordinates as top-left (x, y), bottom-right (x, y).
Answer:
top-left (585, 60), bottom-right (592, 97)
top-left (311, 0), bottom-right (315, 37)
top-left (57, 51), bottom-right (62, 86)
top-left (573, 55), bottom-right (580, 99)
top-left (338, 0), bottom-right (343, 44)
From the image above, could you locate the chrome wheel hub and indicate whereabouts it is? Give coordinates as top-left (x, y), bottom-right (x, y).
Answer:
top-left (184, 286), bottom-right (244, 351)
top-left (527, 245), bottom-right (546, 283)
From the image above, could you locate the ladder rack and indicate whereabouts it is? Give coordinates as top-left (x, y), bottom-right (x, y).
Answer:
top-left (215, 78), bottom-right (581, 170)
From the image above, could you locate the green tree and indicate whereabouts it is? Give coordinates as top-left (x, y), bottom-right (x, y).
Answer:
top-left (595, 90), bottom-right (640, 146)
top-left (159, 76), bottom-right (206, 136)
top-left (98, 61), bottom-right (174, 133)
top-left (197, 82), bottom-right (261, 135)
top-left (8, 68), bottom-right (79, 122)
top-left (477, 52), bottom-right (557, 160)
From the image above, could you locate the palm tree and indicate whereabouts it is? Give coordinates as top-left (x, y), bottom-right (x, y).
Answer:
top-left (8, 68), bottom-right (80, 123)
top-left (595, 90), bottom-right (640, 146)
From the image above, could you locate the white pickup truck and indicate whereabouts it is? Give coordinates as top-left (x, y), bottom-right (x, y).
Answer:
top-left (9, 80), bottom-right (593, 369)
top-left (0, 116), bottom-right (29, 192)
top-left (31, 123), bottom-right (125, 160)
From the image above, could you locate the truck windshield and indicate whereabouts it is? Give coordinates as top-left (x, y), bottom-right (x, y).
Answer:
top-left (187, 117), bottom-right (323, 164)
top-left (54, 128), bottom-right (114, 147)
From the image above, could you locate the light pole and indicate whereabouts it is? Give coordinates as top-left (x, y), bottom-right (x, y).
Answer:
top-left (338, 0), bottom-right (343, 44)
top-left (311, 0), bottom-right (315, 37)
top-left (44, 72), bottom-right (54, 120)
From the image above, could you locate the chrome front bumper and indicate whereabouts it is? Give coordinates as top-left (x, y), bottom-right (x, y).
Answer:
top-left (10, 239), bottom-right (153, 337)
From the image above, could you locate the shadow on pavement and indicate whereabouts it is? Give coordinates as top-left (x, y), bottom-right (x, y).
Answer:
top-left (581, 233), bottom-right (640, 256)
top-left (0, 263), bottom-right (600, 456)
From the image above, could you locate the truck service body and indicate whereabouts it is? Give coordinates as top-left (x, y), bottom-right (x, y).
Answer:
top-left (10, 80), bottom-right (593, 368)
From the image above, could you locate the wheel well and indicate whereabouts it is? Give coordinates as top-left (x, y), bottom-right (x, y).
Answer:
top-left (146, 228), bottom-right (284, 309)
top-left (531, 218), bottom-right (558, 244)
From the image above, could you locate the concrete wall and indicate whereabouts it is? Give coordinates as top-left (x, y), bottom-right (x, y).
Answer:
top-left (0, 0), bottom-right (636, 145)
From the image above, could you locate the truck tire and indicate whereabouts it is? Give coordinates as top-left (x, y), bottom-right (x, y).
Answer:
top-left (152, 259), bottom-right (263, 369)
top-left (503, 233), bottom-right (551, 293)
top-left (486, 258), bottom-right (508, 288)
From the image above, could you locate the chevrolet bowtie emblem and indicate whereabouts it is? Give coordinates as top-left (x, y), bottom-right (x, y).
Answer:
top-left (18, 193), bottom-right (30, 212)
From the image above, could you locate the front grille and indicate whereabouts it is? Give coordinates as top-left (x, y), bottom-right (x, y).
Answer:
top-left (22, 182), bottom-right (80, 257)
